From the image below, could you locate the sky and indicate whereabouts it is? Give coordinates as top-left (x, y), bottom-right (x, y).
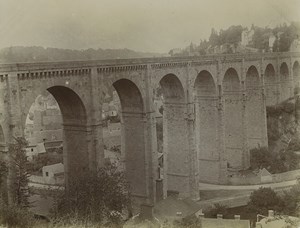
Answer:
top-left (0, 0), bottom-right (299, 53)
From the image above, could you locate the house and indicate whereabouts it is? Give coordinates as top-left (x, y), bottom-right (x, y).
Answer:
top-left (290, 38), bottom-right (300, 52)
top-left (256, 210), bottom-right (300, 228)
top-left (241, 28), bottom-right (255, 46)
top-left (268, 34), bottom-right (276, 52)
top-left (201, 216), bottom-right (250, 228)
top-left (258, 168), bottom-right (273, 183)
top-left (26, 142), bottom-right (46, 161)
top-left (42, 163), bottom-right (64, 185)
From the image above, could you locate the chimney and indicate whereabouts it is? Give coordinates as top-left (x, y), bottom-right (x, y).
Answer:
top-left (234, 215), bottom-right (240, 220)
top-left (139, 204), bottom-right (154, 220)
top-left (217, 214), bottom-right (223, 219)
top-left (268, 210), bottom-right (274, 217)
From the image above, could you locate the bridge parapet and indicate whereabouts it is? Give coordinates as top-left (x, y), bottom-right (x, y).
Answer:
top-left (0, 52), bottom-right (299, 74)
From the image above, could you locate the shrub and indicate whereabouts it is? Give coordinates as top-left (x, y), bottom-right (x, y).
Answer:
top-left (249, 147), bottom-right (300, 173)
top-left (50, 163), bottom-right (130, 226)
top-left (0, 201), bottom-right (35, 228)
top-left (247, 187), bottom-right (285, 215)
top-left (203, 203), bottom-right (230, 219)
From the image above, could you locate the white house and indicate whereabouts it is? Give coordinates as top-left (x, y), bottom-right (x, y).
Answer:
top-left (26, 142), bottom-right (46, 161)
top-left (258, 168), bottom-right (273, 183)
top-left (42, 163), bottom-right (64, 185)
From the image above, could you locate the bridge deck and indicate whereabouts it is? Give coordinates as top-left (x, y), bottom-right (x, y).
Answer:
top-left (0, 52), bottom-right (299, 73)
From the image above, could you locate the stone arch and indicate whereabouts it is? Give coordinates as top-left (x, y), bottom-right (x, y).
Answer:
top-left (264, 64), bottom-right (277, 106)
top-left (159, 74), bottom-right (185, 103)
top-left (194, 70), bottom-right (217, 96)
top-left (280, 62), bottom-right (291, 101)
top-left (48, 86), bottom-right (87, 125)
top-left (46, 86), bottom-right (88, 186)
top-left (194, 70), bottom-right (219, 182)
top-left (113, 79), bottom-right (144, 113)
top-left (223, 68), bottom-right (240, 92)
top-left (245, 66), bottom-right (260, 87)
top-left (280, 62), bottom-right (289, 80)
top-left (293, 61), bottom-right (300, 87)
top-left (112, 79), bottom-right (149, 201)
top-left (158, 73), bottom-right (190, 197)
top-left (245, 66), bottom-right (266, 149)
top-left (0, 125), bottom-right (4, 143)
top-left (222, 68), bottom-right (247, 169)
top-left (221, 66), bottom-right (242, 83)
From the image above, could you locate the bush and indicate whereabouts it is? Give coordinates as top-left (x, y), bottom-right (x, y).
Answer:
top-left (203, 203), bottom-right (230, 219)
top-left (281, 183), bottom-right (300, 216)
top-left (0, 201), bottom-right (35, 228)
top-left (250, 147), bottom-right (300, 173)
top-left (247, 187), bottom-right (285, 215)
top-left (50, 163), bottom-right (130, 226)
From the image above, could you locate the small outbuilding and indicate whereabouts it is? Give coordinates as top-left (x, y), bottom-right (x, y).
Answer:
top-left (258, 168), bottom-right (273, 183)
top-left (42, 163), bottom-right (64, 185)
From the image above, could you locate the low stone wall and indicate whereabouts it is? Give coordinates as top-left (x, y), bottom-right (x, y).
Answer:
top-left (228, 176), bottom-right (261, 185)
top-left (228, 169), bottom-right (300, 185)
top-left (272, 169), bottom-right (300, 182)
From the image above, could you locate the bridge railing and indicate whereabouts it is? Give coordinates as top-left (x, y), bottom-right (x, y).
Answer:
top-left (0, 52), bottom-right (299, 73)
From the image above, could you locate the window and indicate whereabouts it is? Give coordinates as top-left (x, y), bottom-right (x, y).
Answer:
top-left (45, 172), bottom-right (49, 177)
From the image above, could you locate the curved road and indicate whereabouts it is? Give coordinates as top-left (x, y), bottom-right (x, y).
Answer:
top-left (199, 179), bottom-right (297, 190)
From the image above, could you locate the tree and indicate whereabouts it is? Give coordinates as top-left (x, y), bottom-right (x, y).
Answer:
top-left (281, 183), bottom-right (300, 216)
top-left (209, 28), bottom-right (219, 46)
top-left (0, 160), bottom-right (8, 203)
top-left (247, 187), bottom-right (284, 215)
top-left (8, 137), bottom-right (31, 208)
top-left (51, 163), bottom-right (130, 226)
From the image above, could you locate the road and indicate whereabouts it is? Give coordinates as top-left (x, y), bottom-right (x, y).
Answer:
top-left (199, 179), bottom-right (297, 190)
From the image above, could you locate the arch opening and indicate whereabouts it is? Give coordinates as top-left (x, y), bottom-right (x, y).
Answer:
top-left (159, 74), bottom-right (185, 103)
top-left (223, 68), bottom-right (240, 92)
top-left (22, 86), bottom-right (88, 212)
top-left (293, 61), bottom-right (300, 87)
top-left (0, 125), bottom-right (4, 143)
top-left (113, 79), bottom-right (144, 113)
top-left (193, 70), bottom-right (219, 182)
top-left (24, 91), bottom-right (64, 185)
top-left (157, 74), bottom-right (189, 196)
top-left (222, 68), bottom-right (246, 169)
top-left (280, 62), bottom-right (291, 101)
top-left (111, 79), bottom-right (148, 201)
top-left (245, 66), bottom-right (266, 149)
top-left (280, 62), bottom-right (289, 80)
top-left (264, 64), bottom-right (277, 106)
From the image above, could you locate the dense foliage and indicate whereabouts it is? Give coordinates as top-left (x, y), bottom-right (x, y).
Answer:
top-left (247, 187), bottom-right (285, 215)
top-left (247, 186), bottom-right (300, 217)
top-left (172, 22), bottom-right (300, 56)
top-left (250, 147), bottom-right (300, 173)
top-left (204, 203), bottom-right (231, 219)
top-left (50, 163), bottom-right (130, 226)
top-left (8, 137), bottom-right (31, 208)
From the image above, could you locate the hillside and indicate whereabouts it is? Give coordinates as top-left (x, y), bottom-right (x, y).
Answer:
top-left (0, 46), bottom-right (165, 63)
top-left (170, 22), bottom-right (300, 56)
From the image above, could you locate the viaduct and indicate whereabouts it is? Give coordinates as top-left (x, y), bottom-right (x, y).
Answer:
top-left (0, 52), bottom-right (299, 206)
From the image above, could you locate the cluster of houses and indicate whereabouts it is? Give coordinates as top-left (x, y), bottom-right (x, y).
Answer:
top-left (169, 26), bottom-right (300, 56)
